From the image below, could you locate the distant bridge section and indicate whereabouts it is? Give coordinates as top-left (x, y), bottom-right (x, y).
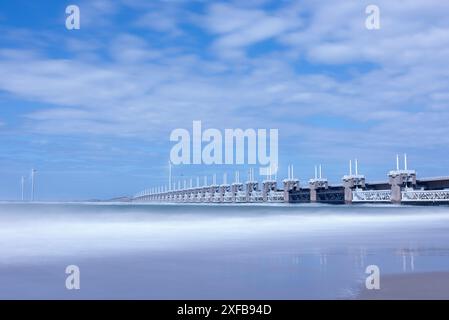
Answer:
top-left (133, 156), bottom-right (449, 205)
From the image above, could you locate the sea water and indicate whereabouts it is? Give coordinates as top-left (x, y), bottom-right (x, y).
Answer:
top-left (0, 202), bottom-right (448, 299)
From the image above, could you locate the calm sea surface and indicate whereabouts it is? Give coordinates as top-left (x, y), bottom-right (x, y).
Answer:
top-left (0, 202), bottom-right (448, 299)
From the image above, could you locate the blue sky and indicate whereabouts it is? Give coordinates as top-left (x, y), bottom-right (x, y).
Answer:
top-left (1, 0), bottom-right (449, 200)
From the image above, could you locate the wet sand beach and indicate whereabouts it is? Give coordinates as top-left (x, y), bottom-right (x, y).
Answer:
top-left (357, 272), bottom-right (449, 299)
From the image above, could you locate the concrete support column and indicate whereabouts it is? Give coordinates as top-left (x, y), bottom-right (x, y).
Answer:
top-left (231, 184), bottom-right (237, 202)
top-left (388, 171), bottom-right (416, 204)
top-left (209, 186), bottom-right (218, 202)
top-left (390, 182), bottom-right (402, 203)
top-left (344, 184), bottom-right (353, 204)
top-left (200, 188), bottom-right (206, 202)
top-left (283, 179), bottom-right (299, 203)
top-left (231, 183), bottom-right (242, 202)
top-left (262, 183), bottom-right (269, 202)
top-left (246, 182), bottom-right (257, 202)
top-left (262, 181), bottom-right (276, 202)
top-left (342, 176), bottom-right (365, 204)
top-left (194, 190), bottom-right (198, 202)
top-left (309, 185), bottom-right (317, 202)
top-left (219, 185), bottom-right (228, 202)
top-left (308, 180), bottom-right (328, 203)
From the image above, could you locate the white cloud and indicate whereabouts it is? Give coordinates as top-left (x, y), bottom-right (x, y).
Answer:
top-left (202, 3), bottom-right (302, 57)
top-left (77, 0), bottom-right (120, 28)
top-left (279, 0), bottom-right (449, 67)
top-left (135, 9), bottom-right (182, 35)
top-left (109, 33), bottom-right (162, 63)
top-left (1, 0), bottom-right (449, 169)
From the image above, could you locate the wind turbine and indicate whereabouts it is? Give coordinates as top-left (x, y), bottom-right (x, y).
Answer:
top-left (30, 169), bottom-right (37, 201)
top-left (21, 176), bottom-right (25, 201)
top-left (168, 160), bottom-right (172, 191)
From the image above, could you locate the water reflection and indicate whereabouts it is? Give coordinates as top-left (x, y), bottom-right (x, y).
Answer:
top-left (0, 203), bottom-right (449, 299)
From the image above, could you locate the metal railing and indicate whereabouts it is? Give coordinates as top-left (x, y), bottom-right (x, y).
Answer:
top-left (353, 190), bottom-right (391, 202)
top-left (402, 189), bottom-right (449, 202)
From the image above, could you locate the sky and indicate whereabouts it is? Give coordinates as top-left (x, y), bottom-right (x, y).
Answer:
top-left (1, 0), bottom-right (449, 200)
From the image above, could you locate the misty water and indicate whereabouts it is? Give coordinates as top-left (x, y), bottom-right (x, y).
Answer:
top-left (0, 202), bottom-right (449, 299)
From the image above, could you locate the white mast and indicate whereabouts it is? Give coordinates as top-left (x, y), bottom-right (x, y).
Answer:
top-left (319, 165), bottom-right (322, 179)
top-left (168, 161), bottom-right (172, 191)
top-left (404, 153), bottom-right (408, 171)
top-left (31, 169), bottom-right (36, 201)
top-left (355, 159), bottom-right (358, 176)
top-left (396, 154), bottom-right (399, 171)
top-left (349, 160), bottom-right (352, 176)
